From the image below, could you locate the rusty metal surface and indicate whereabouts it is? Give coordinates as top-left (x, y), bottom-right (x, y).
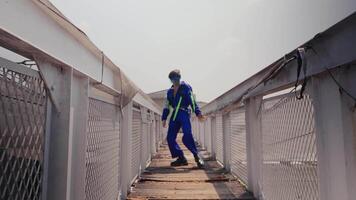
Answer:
top-left (127, 134), bottom-right (254, 200)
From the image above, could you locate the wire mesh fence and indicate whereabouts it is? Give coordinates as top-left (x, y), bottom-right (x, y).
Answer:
top-left (215, 114), bottom-right (224, 164)
top-left (230, 107), bottom-right (248, 185)
top-left (85, 98), bottom-right (120, 200)
top-left (0, 62), bottom-right (47, 200)
top-left (260, 93), bottom-right (319, 200)
top-left (131, 108), bottom-right (142, 181)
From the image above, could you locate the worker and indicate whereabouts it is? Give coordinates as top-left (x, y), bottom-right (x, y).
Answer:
top-left (162, 69), bottom-right (205, 168)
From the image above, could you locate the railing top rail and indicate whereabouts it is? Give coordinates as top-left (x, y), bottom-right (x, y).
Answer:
top-left (202, 12), bottom-right (356, 115)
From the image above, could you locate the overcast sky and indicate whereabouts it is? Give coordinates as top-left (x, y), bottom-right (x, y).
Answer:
top-left (29, 1), bottom-right (356, 101)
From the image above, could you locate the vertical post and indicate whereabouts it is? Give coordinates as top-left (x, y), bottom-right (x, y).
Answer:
top-left (211, 116), bottom-right (216, 160)
top-left (223, 113), bottom-right (231, 172)
top-left (120, 101), bottom-right (133, 199)
top-left (37, 59), bottom-right (90, 200)
top-left (37, 59), bottom-right (73, 200)
top-left (68, 76), bottom-right (89, 200)
top-left (310, 68), bottom-right (356, 200)
top-left (245, 96), bottom-right (263, 198)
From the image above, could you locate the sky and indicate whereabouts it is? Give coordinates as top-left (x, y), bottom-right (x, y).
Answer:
top-left (3, 0), bottom-right (356, 102)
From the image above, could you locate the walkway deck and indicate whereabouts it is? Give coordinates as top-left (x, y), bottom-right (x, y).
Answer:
top-left (127, 134), bottom-right (255, 200)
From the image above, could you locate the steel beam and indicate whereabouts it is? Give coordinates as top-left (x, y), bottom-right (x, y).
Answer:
top-left (202, 12), bottom-right (356, 115)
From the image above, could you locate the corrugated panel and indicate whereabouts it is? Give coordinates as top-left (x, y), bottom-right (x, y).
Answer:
top-left (131, 109), bottom-right (142, 181)
top-left (230, 108), bottom-right (248, 184)
top-left (0, 63), bottom-right (47, 200)
top-left (261, 93), bottom-right (319, 200)
top-left (215, 114), bottom-right (224, 164)
top-left (86, 98), bottom-right (120, 200)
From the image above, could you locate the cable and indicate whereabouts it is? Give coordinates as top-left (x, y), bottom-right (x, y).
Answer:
top-left (309, 47), bottom-right (356, 107)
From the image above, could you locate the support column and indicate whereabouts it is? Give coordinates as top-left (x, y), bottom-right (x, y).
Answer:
top-left (37, 59), bottom-right (90, 200)
top-left (119, 101), bottom-right (133, 199)
top-left (223, 113), bottom-right (231, 172)
top-left (310, 67), bottom-right (356, 200)
top-left (68, 75), bottom-right (89, 200)
top-left (36, 59), bottom-right (72, 200)
top-left (245, 96), bottom-right (263, 198)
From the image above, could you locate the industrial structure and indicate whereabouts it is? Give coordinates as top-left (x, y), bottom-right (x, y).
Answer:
top-left (1, 1), bottom-right (356, 200)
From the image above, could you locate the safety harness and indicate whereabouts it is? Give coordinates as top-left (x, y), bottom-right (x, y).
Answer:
top-left (171, 88), bottom-right (197, 121)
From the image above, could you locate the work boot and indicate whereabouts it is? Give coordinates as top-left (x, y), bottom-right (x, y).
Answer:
top-left (194, 154), bottom-right (205, 168)
top-left (170, 156), bottom-right (188, 166)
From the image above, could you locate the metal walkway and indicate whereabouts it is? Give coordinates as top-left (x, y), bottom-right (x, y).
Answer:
top-left (128, 134), bottom-right (254, 200)
top-left (1, 2), bottom-right (356, 200)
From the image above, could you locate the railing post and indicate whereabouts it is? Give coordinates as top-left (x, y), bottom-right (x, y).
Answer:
top-left (223, 113), bottom-right (232, 172)
top-left (36, 60), bottom-right (72, 200)
top-left (310, 68), bottom-right (356, 200)
top-left (68, 76), bottom-right (89, 200)
top-left (119, 101), bottom-right (133, 199)
top-left (210, 116), bottom-right (217, 160)
top-left (245, 96), bottom-right (263, 198)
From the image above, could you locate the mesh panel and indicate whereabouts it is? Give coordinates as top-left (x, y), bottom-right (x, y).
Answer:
top-left (85, 98), bottom-right (120, 200)
top-left (0, 64), bottom-right (47, 200)
top-left (141, 122), bottom-right (149, 167)
top-left (215, 114), bottom-right (224, 164)
top-left (204, 120), bottom-right (212, 153)
top-left (131, 109), bottom-right (142, 181)
top-left (261, 93), bottom-right (319, 200)
top-left (230, 108), bottom-right (248, 184)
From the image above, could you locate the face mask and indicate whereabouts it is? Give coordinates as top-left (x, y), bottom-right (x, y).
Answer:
top-left (170, 77), bottom-right (180, 85)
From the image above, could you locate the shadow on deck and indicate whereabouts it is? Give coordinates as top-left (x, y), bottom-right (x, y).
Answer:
top-left (127, 134), bottom-right (255, 200)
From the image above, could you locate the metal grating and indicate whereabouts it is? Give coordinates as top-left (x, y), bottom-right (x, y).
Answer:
top-left (85, 98), bottom-right (120, 200)
top-left (131, 109), bottom-right (142, 181)
top-left (215, 114), bottom-right (224, 164)
top-left (0, 63), bottom-right (47, 200)
top-left (230, 107), bottom-right (248, 184)
top-left (261, 93), bottom-right (319, 200)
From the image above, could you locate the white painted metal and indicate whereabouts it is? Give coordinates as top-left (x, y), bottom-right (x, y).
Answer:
top-left (245, 96), bottom-right (263, 199)
top-left (36, 60), bottom-right (73, 200)
top-left (131, 107), bottom-right (142, 182)
top-left (119, 102), bottom-right (133, 199)
top-left (230, 107), bottom-right (248, 184)
top-left (260, 92), bottom-right (319, 200)
top-left (223, 113), bottom-right (232, 171)
top-left (210, 117), bottom-right (217, 160)
top-left (85, 98), bottom-right (120, 200)
top-left (202, 13), bottom-right (356, 115)
top-left (310, 68), bottom-right (356, 200)
top-left (215, 114), bottom-right (224, 164)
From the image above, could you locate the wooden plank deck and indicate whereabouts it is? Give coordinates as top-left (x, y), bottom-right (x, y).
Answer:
top-left (127, 134), bottom-right (255, 200)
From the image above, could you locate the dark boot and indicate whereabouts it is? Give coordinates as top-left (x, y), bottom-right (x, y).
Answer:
top-left (170, 156), bottom-right (188, 166)
top-left (194, 154), bottom-right (205, 168)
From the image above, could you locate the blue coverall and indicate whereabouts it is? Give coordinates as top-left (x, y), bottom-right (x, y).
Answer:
top-left (162, 81), bottom-right (202, 158)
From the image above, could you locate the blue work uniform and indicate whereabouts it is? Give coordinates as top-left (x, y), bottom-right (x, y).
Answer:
top-left (161, 81), bottom-right (202, 158)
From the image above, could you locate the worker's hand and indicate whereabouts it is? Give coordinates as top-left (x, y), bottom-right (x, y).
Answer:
top-left (162, 120), bottom-right (167, 128)
top-left (197, 114), bottom-right (206, 122)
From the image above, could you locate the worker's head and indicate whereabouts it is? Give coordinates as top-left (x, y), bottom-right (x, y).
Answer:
top-left (168, 69), bottom-right (181, 86)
